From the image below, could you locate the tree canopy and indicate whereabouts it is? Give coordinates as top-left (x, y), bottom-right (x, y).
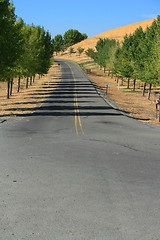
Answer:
top-left (87, 16), bottom-right (160, 98)
top-left (0, 0), bottom-right (22, 80)
top-left (52, 29), bottom-right (88, 54)
top-left (0, 0), bottom-right (53, 98)
top-left (89, 17), bottom-right (159, 81)
top-left (63, 29), bottom-right (87, 47)
top-left (93, 38), bottom-right (118, 72)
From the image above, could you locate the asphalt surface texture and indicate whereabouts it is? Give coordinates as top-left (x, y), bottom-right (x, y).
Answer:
top-left (0, 59), bottom-right (160, 240)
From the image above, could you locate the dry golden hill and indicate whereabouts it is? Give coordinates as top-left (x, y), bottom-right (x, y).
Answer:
top-left (71, 18), bottom-right (155, 50)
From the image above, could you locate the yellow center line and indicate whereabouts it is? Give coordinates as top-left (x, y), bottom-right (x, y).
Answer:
top-left (74, 88), bottom-right (85, 135)
top-left (74, 99), bottom-right (79, 135)
top-left (66, 63), bottom-right (85, 135)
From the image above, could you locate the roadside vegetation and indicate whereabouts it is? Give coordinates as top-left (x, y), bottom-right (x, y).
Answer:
top-left (0, 0), bottom-right (88, 116)
top-left (1, 0), bottom-right (159, 123)
top-left (84, 16), bottom-right (160, 101)
top-left (57, 16), bottom-right (160, 123)
top-left (0, 0), bottom-right (53, 99)
top-left (52, 30), bottom-right (88, 55)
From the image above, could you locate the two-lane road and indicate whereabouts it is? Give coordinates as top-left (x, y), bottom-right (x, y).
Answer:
top-left (0, 60), bottom-right (160, 240)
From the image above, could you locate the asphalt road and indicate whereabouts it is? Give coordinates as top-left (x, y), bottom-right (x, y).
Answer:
top-left (0, 60), bottom-right (160, 240)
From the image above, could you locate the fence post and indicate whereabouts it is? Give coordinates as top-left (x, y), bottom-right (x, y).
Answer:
top-left (157, 104), bottom-right (160, 122)
top-left (156, 94), bottom-right (160, 122)
top-left (106, 83), bottom-right (110, 95)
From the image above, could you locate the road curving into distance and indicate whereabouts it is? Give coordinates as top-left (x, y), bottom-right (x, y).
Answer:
top-left (0, 59), bottom-right (160, 239)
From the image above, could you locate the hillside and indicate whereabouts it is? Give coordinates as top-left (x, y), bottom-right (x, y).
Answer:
top-left (71, 18), bottom-right (155, 50)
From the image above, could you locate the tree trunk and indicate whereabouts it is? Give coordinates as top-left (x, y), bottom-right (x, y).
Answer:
top-left (33, 76), bottom-right (35, 83)
top-left (127, 78), bottom-right (130, 89)
top-left (108, 70), bottom-right (111, 76)
top-left (142, 82), bottom-right (146, 96)
top-left (30, 76), bottom-right (32, 86)
top-left (7, 80), bottom-right (10, 99)
top-left (17, 77), bottom-right (21, 92)
top-left (10, 78), bottom-right (13, 96)
top-left (133, 79), bottom-right (136, 91)
top-left (147, 83), bottom-right (152, 100)
top-left (26, 77), bottom-right (29, 89)
top-left (104, 68), bottom-right (106, 73)
top-left (121, 77), bottom-right (124, 86)
top-left (111, 73), bottom-right (114, 78)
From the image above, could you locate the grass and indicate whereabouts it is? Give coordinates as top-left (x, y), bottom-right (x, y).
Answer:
top-left (81, 60), bottom-right (95, 66)
top-left (122, 89), bottom-right (141, 93)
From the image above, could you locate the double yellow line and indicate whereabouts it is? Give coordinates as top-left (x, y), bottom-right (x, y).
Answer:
top-left (74, 85), bottom-right (85, 135)
top-left (67, 63), bottom-right (84, 135)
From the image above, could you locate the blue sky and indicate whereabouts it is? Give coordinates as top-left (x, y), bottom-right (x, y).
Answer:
top-left (12, 0), bottom-right (159, 38)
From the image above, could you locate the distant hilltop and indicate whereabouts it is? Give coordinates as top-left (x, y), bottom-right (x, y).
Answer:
top-left (71, 18), bottom-right (155, 50)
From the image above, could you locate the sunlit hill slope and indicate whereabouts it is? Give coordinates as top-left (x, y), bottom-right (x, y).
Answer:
top-left (71, 19), bottom-right (155, 50)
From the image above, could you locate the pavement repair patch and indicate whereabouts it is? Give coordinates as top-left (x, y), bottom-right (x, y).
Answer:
top-left (0, 119), bottom-right (6, 124)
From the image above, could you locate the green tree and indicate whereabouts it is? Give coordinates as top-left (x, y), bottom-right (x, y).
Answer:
top-left (42, 31), bottom-right (53, 72)
top-left (85, 48), bottom-right (95, 58)
top-left (114, 35), bottom-right (134, 88)
top-left (35, 26), bottom-right (53, 75)
top-left (52, 34), bottom-right (63, 54)
top-left (143, 18), bottom-right (160, 99)
top-left (69, 47), bottom-right (74, 55)
top-left (82, 33), bottom-right (88, 40)
top-left (155, 16), bottom-right (160, 84)
top-left (0, 0), bottom-right (24, 98)
top-left (104, 40), bottom-right (119, 75)
top-left (126, 27), bottom-right (148, 91)
top-left (0, 1), bottom-right (53, 98)
top-left (114, 16), bottom-right (160, 98)
top-left (10, 17), bottom-right (26, 93)
top-left (129, 27), bottom-right (145, 78)
top-left (77, 47), bottom-right (84, 56)
top-left (16, 23), bottom-right (53, 90)
top-left (94, 38), bottom-right (108, 70)
top-left (63, 29), bottom-right (87, 47)
top-left (94, 38), bottom-right (118, 73)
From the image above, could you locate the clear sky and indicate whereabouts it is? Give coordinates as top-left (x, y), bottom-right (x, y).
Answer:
top-left (12, 0), bottom-right (159, 38)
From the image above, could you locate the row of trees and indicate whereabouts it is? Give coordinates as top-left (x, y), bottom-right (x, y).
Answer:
top-left (52, 29), bottom-right (88, 54)
top-left (85, 16), bottom-right (160, 99)
top-left (0, 0), bottom-right (53, 98)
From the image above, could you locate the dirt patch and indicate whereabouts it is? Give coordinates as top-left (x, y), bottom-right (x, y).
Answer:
top-left (0, 63), bottom-right (61, 118)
